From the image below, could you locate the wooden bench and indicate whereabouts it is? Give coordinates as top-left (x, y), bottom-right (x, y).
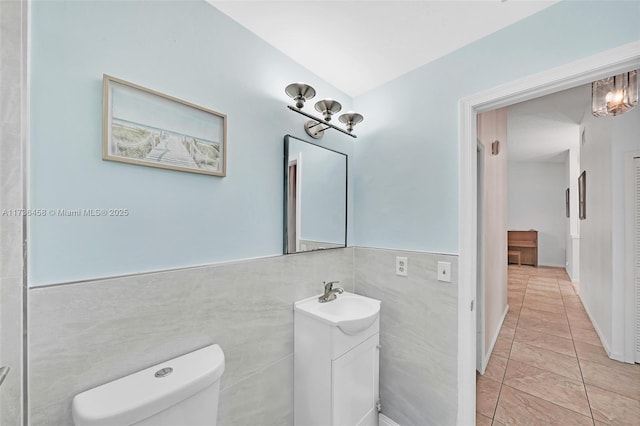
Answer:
top-left (508, 250), bottom-right (521, 266)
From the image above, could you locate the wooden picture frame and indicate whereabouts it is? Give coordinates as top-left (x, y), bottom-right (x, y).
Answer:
top-left (578, 171), bottom-right (586, 220)
top-left (565, 187), bottom-right (570, 218)
top-left (103, 75), bottom-right (227, 177)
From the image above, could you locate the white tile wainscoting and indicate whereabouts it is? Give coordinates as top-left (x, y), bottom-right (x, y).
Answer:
top-left (0, 0), bottom-right (28, 424)
top-left (28, 246), bottom-right (461, 425)
top-left (28, 248), bottom-right (354, 425)
top-left (354, 247), bottom-right (459, 426)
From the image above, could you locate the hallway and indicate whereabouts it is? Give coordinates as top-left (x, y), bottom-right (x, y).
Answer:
top-left (477, 265), bottom-right (640, 425)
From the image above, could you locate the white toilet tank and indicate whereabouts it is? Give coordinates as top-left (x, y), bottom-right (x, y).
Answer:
top-left (72, 344), bottom-right (225, 426)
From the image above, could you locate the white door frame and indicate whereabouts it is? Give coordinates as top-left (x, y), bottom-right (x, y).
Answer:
top-left (476, 142), bottom-right (486, 374)
top-left (624, 152), bottom-right (640, 362)
top-left (457, 41), bottom-right (640, 424)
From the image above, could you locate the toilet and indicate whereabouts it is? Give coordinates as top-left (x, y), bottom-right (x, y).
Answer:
top-left (72, 344), bottom-right (225, 426)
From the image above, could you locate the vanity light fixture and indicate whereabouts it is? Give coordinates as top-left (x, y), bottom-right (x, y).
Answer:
top-left (285, 83), bottom-right (364, 139)
top-left (314, 99), bottom-right (342, 122)
top-left (592, 70), bottom-right (638, 117)
top-left (285, 83), bottom-right (316, 109)
top-left (339, 112), bottom-right (364, 133)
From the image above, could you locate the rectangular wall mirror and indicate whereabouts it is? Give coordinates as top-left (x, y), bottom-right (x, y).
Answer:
top-left (284, 135), bottom-right (347, 254)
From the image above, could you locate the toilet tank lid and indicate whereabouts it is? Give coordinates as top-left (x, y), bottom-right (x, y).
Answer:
top-left (72, 344), bottom-right (225, 426)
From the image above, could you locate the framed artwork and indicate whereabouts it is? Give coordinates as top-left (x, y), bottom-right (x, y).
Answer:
top-left (103, 75), bottom-right (227, 177)
top-left (578, 171), bottom-right (586, 220)
top-left (565, 188), bottom-right (570, 218)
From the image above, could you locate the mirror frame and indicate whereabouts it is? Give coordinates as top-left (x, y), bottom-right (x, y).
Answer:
top-left (283, 134), bottom-right (348, 254)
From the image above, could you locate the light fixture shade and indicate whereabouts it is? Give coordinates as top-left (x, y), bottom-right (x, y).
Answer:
top-left (338, 112), bottom-right (364, 133)
top-left (314, 99), bottom-right (342, 121)
top-left (285, 83), bottom-right (316, 109)
top-left (592, 70), bottom-right (638, 117)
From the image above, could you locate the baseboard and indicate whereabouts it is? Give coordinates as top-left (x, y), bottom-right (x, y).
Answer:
top-left (609, 350), bottom-right (626, 362)
top-left (570, 282), bottom-right (580, 294)
top-left (481, 304), bottom-right (509, 373)
top-left (578, 294), bottom-right (612, 357)
top-left (539, 263), bottom-right (566, 268)
top-left (379, 413), bottom-right (400, 426)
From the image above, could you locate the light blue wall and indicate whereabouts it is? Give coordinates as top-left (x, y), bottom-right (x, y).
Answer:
top-left (29, 0), bottom-right (353, 286)
top-left (353, 0), bottom-right (640, 254)
top-left (28, 0), bottom-right (640, 285)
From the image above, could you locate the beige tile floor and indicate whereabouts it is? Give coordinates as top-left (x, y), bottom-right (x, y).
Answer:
top-left (476, 265), bottom-right (640, 425)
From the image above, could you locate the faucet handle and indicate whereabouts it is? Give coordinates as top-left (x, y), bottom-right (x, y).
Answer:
top-left (323, 280), bottom-right (340, 292)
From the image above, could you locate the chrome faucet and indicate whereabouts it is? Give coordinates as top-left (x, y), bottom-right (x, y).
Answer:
top-left (318, 280), bottom-right (343, 303)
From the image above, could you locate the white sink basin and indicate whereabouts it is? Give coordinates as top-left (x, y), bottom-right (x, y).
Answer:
top-left (294, 291), bottom-right (381, 335)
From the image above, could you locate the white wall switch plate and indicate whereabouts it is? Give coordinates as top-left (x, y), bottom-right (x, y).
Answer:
top-left (396, 256), bottom-right (408, 276)
top-left (437, 261), bottom-right (451, 282)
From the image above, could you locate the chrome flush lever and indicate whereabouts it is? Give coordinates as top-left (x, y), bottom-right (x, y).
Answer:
top-left (0, 366), bottom-right (9, 387)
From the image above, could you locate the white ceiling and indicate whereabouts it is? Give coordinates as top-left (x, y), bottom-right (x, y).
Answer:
top-left (208, 0), bottom-right (559, 96)
top-left (208, 0), bottom-right (586, 164)
top-left (507, 83), bottom-right (591, 163)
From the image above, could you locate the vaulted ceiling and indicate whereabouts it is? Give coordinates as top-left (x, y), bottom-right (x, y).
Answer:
top-left (208, 1), bottom-right (558, 96)
top-left (208, 1), bottom-right (589, 164)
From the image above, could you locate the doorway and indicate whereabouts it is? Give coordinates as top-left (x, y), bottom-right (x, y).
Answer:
top-left (457, 42), bottom-right (640, 424)
top-left (634, 156), bottom-right (640, 363)
top-left (476, 143), bottom-right (485, 373)
top-left (625, 152), bottom-right (640, 363)
top-left (287, 153), bottom-right (302, 253)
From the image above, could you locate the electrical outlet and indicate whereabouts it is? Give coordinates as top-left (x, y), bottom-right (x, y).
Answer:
top-left (396, 256), bottom-right (408, 276)
top-left (437, 261), bottom-right (451, 283)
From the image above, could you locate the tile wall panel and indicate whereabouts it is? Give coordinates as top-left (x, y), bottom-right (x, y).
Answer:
top-left (0, 0), bottom-right (26, 424)
top-left (354, 247), bottom-right (459, 426)
top-left (28, 248), bottom-right (353, 425)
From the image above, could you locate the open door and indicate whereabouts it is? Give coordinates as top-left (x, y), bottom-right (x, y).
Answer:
top-left (475, 108), bottom-right (508, 374)
top-left (287, 153), bottom-right (302, 253)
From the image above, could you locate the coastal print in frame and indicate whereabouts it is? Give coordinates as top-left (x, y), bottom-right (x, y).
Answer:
top-left (103, 75), bottom-right (226, 177)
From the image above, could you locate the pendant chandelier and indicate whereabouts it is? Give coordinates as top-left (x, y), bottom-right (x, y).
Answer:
top-left (591, 70), bottom-right (638, 117)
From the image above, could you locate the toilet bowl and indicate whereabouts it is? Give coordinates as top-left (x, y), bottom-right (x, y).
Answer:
top-left (72, 344), bottom-right (225, 426)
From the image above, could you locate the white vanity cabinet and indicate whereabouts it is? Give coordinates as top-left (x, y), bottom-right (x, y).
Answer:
top-left (294, 292), bottom-right (381, 426)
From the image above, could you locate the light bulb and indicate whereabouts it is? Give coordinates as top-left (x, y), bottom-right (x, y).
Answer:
top-left (605, 89), bottom-right (624, 105)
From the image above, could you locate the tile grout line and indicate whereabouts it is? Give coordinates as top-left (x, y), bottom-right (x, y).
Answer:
top-left (555, 272), bottom-right (597, 425)
top-left (563, 284), bottom-right (640, 413)
top-left (485, 267), bottom-right (522, 423)
top-left (502, 267), bottom-right (597, 423)
top-left (494, 267), bottom-right (595, 423)
top-left (559, 273), bottom-right (596, 424)
top-left (491, 267), bottom-right (530, 424)
top-left (555, 273), bottom-right (598, 425)
top-left (516, 272), bottom-right (579, 353)
top-left (499, 382), bottom-right (596, 423)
